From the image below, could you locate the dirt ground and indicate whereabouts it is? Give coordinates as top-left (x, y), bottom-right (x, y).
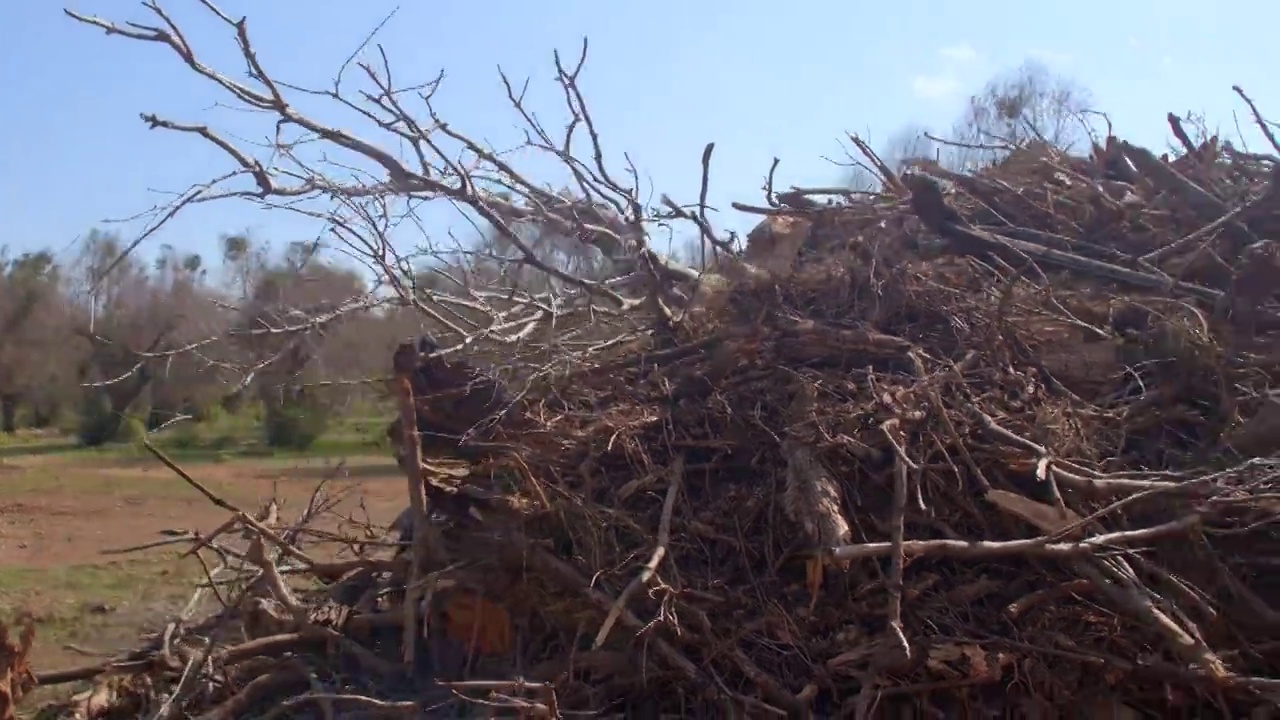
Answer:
top-left (0, 454), bottom-right (409, 569)
top-left (0, 452), bottom-right (410, 680)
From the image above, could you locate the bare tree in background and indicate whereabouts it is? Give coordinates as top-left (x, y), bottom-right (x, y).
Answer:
top-left (947, 60), bottom-right (1095, 169)
top-left (844, 61), bottom-right (1096, 190)
top-left (140, 243), bottom-right (224, 430)
top-left (69, 231), bottom-right (190, 443)
top-left (220, 232), bottom-right (269, 300)
top-left (232, 242), bottom-right (370, 446)
top-left (0, 249), bottom-right (70, 432)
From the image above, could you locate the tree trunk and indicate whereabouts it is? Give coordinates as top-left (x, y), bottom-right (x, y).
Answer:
top-left (0, 394), bottom-right (18, 433)
top-left (30, 400), bottom-right (57, 429)
top-left (78, 362), bottom-right (157, 446)
top-left (77, 326), bottom-right (172, 446)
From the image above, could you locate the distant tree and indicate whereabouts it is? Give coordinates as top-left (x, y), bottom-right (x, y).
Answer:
top-left (227, 237), bottom-right (368, 447)
top-left (0, 249), bottom-right (67, 432)
top-left (219, 231), bottom-right (273, 298)
top-left (843, 60), bottom-right (1096, 189)
top-left (144, 243), bottom-right (225, 430)
top-left (947, 60), bottom-right (1095, 169)
top-left (69, 230), bottom-right (175, 444)
top-left (0, 224), bottom-right (413, 443)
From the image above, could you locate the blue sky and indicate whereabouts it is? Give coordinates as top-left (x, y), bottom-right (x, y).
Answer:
top-left (1, 0), bottom-right (1274, 271)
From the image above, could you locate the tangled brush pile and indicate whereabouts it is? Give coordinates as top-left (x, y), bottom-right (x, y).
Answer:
top-left (18, 134), bottom-right (1280, 719)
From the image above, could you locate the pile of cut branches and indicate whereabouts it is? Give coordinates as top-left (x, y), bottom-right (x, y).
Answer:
top-left (382, 128), bottom-right (1280, 716)
top-left (21, 126), bottom-right (1280, 719)
top-left (13, 446), bottom-right (566, 719)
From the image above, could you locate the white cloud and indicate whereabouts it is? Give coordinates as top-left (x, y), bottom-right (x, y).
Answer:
top-left (911, 44), bottom-right (978, 101)
top-left (938, 44), bottom-right (978, 63)
top-left (912, 74), bottom-right (962, 100)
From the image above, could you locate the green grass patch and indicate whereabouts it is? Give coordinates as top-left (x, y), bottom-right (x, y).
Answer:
top-left (0, 400), bottom-right (389, 457)
top-left (0, 556), bottom-right (203, 660)
top-left (0, 440), bottom-right (81, 459)
top-left (0, 453), bottom-right (396, 500)
top-left (0, 423), bottom-right (387, 462)
top-left (0, 461), bottom-right (237, 499)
